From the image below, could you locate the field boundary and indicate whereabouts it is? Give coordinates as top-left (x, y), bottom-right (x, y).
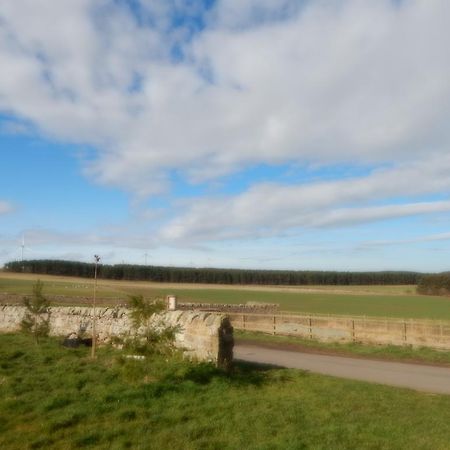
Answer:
top-left (226, 312), bottom-right (450, 350)
top-left (275, 310), bottom-right (450, 323)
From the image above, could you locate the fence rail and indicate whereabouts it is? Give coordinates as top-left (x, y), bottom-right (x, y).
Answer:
top-left (228, 312), bottom-right (450, 350)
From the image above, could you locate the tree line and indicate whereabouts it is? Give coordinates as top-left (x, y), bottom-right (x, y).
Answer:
top-left (3, 259), bottom-right (424, 285)
top-left (417, 273), bottom-right (450, 295)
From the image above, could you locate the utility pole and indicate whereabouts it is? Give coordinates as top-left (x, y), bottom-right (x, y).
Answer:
top-left (91, 255), bottom-right (100, 359)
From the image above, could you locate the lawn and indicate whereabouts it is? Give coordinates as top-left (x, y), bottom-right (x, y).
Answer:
top-left (2, 273), bottom-right (450, 320)
top-left (1, 333), bottom-right (450, 449)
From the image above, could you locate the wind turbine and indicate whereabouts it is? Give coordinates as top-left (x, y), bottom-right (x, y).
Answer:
top-left (20, 235), bottom-right (32, 262)
top-left (144, 252), bottom-right (149, 265)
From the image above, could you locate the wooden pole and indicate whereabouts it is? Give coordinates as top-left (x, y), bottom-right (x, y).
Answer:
top-left (309, 316), bottom-right (313, 340)
top-left (91, 255), bottom-right (100, 359)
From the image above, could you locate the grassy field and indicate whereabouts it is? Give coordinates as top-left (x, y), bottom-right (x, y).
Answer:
top-left (0, 272), bottom-right (416, 296)
top-left (2, 272), bottom-right (450, 320)
top-left (1, 333), bottom-right (450, 450)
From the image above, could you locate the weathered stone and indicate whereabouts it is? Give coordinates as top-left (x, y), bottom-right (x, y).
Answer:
top-left (0, 305), bottom-right (233, 364)
top-left (177, 302), bottom-right (279, 314)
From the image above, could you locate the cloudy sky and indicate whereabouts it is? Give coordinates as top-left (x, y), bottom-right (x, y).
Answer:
top-left (1, 0), bottom-right (450, 271)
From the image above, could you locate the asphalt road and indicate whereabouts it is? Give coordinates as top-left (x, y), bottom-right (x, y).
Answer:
top-left (235, 344), bottom-right (450, 395)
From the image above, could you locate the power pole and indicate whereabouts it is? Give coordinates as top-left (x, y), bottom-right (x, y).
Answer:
top-left (91, 255), bottom-right (100, 359)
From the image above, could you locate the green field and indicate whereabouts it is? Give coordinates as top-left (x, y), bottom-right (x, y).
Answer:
top-left (164, 289), bottom-right (450, 320)
top-left (2, 273), bottom-right (450, 320)
top-left (1, 333), bottom-right (450, 450)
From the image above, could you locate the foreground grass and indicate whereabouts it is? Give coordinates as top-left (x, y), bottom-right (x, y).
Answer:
top-left (3, 273), bottom-right (450, 320)
top-left (1, 334), bottom-right (450, 449)
top-left (236, 330), bottom-right (450, 366)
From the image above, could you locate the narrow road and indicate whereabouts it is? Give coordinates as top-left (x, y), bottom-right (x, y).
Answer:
top-left (235, 344), bottom-right (450, 395)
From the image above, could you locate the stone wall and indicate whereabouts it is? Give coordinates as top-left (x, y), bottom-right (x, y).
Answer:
top-left (178, 302), bottom-right (279, 314)
top-left (0, 305), bottom-right (232, 364)
top-left (0, 293), bottom-right (123, 307)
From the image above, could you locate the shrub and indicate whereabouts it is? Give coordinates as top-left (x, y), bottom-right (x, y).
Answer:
top-left (124, 295), bottom-right (179, 356)
top-left (20, 280), bottom-right (51, 344)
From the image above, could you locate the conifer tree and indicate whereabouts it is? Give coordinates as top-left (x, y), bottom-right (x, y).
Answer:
top-left (21, 280), bottom-right (51, 344)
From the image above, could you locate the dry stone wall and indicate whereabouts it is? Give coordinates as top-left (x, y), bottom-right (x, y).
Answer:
top-left (178, 302), bottom-right (279, 314)
top-left (0, 305), bottom-right (231, 363)
top-left (0, 293), bottom-right (122, 306)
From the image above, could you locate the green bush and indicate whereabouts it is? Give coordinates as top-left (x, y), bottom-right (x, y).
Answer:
top-left (20, 280), bottom-right (51, 344)
top-left (124, 295), bottom-right (179, 356)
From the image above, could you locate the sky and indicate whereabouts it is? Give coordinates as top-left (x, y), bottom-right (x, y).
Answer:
top-left (1, 0), bottom-right (450, 272)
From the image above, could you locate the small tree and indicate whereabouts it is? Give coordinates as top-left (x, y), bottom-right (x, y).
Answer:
top-left (128, 295), bottom-right (165, 329)
top-left (126, 295), bottom-right (178, 356)
top-left (21, 280), bottom-right (51, 344)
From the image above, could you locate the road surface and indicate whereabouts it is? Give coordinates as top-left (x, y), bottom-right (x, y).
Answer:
top-left (235, 344), bottom-right (450, 395)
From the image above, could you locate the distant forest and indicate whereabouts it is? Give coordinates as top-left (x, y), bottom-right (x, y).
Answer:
top-left (417, 274), bottom-right (450, 295)
top-left (3, 259), bottom-right (424, 286)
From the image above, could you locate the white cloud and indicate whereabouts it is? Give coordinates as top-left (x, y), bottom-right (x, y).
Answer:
top-left (0, 0), bottom-right (449, 195)
top-left (0, 119), bottom-right (32, 135)
top-left (4, 228), bottom-right (153, 250)
top-left (159, 156), bottom-right (450, 242)
top-left (1, 0), bottom-right (450, 247)
top-left (208, 0), bottom-right (302, 28)
top-left (359, 231), bottom-right (450, 249)
top-left (0, 201), bottom-right (13, 215)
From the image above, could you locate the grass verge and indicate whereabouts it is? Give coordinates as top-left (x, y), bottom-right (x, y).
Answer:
top-left (1, 333), bottom-right (450, 449)
top-left (236, 329), bottom-right (450, 366)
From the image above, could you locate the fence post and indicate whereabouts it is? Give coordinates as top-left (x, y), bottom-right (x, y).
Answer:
top-left (403, 321), bottom-right (407, 344)
top-left (309, 316), bottom-right (313, 340)
top-left (273, 315), bottom-right (276, 335)
top-left (351, 319), bottom-right (355, 342)
top-left (243, 314), bottom-right (246, 331)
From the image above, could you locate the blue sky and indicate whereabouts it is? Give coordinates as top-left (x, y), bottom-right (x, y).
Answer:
top-left (1, 0), bottom-right (450, 271)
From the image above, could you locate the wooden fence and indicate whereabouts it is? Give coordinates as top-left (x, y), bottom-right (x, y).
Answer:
top-left (227, 312), bottom-right (450, 350)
